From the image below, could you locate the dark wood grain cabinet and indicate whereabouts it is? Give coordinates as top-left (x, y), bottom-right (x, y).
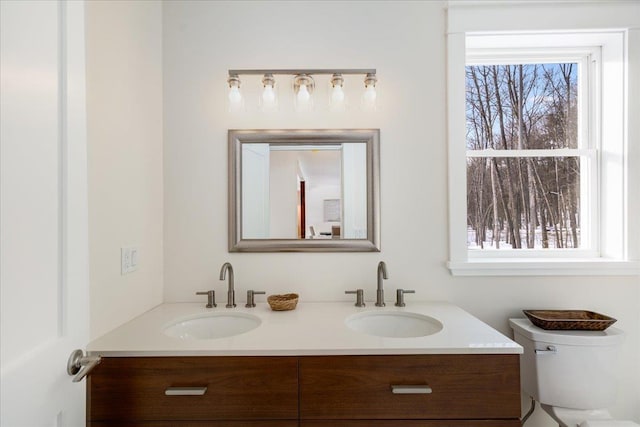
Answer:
top-left (299, 354), bottom-right (521, 427)
top-left (87, 356), bottom-right (298, 426)
top-left (301, 422), bottom-right (521, 427)
top-left (87, 354), bottom-right (520, 427)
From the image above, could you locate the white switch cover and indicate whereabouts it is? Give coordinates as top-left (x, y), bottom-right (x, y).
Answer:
top-left (121, 247), bottom-right (139, 275)
top-left (130, 247), bottom-right (139, 271)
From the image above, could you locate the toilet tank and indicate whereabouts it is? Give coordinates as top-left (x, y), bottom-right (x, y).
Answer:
top-left (509, 318), bottom-right (624, 409)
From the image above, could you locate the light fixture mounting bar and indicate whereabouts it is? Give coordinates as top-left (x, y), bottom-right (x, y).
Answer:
top-left (228, 69), bottom-right (376, 77)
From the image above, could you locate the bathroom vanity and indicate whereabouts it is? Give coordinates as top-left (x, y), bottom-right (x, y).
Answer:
top-left (86, 302), bottom-right (522, 426)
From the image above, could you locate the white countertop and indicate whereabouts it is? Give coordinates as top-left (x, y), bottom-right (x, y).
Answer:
top-left (87, 302), bottom-right (522, 357)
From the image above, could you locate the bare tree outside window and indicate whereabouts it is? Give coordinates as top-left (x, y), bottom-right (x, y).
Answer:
top-left (465, 63), bottom-right (580, 250)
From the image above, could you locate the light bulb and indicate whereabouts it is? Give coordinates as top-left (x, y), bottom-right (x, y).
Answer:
top-left (329, 73), bottom-right (346, 112)
top-left (331, 85), bottom-right (345, 104)
top-left (330, 85), bottom-right (346, 112)
top-left (362, 84), bottom-right (377, 111)
top-left (298, 84), bottom-right (310, 103)
top-left (226, 75), bottom-right (243, 112)
top-left (361, 73), bottom-right (378, 112)
top-left (227, 85), bottom-right (243, 112)
top-left (294, 74), bottom-right (314, 112)
top-left (259, 74), bottom-right (278, 112)
top-left (296, 84), bottom-right (313, 112)
top-left (262, 85), bottom-right (277, 109)
top-left (262, 85), bottom-right (275, 104)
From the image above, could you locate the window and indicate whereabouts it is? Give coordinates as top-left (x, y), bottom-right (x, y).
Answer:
top-left (447, 30), bottom-right (639, 276)
top-left (466, 54), bottom-right (596, 256)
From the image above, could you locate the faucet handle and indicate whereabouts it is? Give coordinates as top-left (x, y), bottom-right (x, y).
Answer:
top-left (196, 290), bottom-right (216, 308)
top-left (245, 290), bottom-right (265, 308)
top-left (345, 289), bottom-right (366, 307)
top-left (395, 289), bottom-right (415, 307)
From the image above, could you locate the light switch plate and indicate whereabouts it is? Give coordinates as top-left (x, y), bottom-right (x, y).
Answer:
top-left (130, 248), bottom-right (138, 270)
top-left (121, 246), bottom-right (139, 275)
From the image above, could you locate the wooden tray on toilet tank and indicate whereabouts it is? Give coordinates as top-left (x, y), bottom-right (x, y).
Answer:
top-left (523, 310), bottom-right (617, 331)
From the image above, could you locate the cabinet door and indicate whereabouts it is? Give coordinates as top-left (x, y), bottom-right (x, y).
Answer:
top-left (299, 355), bottom-right (520, 420)
top-left (88, 357), bottom-right (298, 422)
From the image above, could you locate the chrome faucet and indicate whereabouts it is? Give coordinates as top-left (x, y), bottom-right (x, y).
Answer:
top-left (219, 262), bottom-right (236, 308)
top-left (376, 261), bottom-right (388, 307)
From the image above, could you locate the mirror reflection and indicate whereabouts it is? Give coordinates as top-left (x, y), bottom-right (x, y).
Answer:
top-left (242, 143), bottom-right (367, 240)
top-left (229, 129), bottom-right (380, 252)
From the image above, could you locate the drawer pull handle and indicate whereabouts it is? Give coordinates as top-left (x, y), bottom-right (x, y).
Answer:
top-left (165, 387), bottom-right (208, 396)
top-left (391, 385), bottom-right (432, 394)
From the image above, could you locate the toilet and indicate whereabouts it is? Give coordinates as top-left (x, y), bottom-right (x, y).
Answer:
top-left (509, 318), bottom-right (639, 427)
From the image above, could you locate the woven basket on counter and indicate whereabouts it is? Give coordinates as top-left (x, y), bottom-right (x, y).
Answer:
top-left (523, 309), bottom-right (616, 331)
top-left (267, 293), bottom-right (299, 311)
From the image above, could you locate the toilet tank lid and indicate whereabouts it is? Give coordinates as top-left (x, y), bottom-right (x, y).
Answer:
top-left (509, 318), bottom-right (624, 346)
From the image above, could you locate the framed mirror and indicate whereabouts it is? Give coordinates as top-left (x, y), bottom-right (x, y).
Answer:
top-left (229, 129), bottom-right (380, 252)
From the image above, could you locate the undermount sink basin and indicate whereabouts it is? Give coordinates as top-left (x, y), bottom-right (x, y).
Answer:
top-left (163, 312), bottom-right (261, 340)
top-left (346, 311), bottom-right (443, 338)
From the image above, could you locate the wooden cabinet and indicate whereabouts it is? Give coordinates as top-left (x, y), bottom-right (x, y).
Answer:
top-left (87, 356), bottom-right (298, 426)
top-left (87, 354), bottom-right (520, 427)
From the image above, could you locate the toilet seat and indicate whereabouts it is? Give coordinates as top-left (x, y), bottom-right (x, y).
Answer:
top-left (580, 422), bottom-right (640, 427)
top-left (542, 404), bottom-right (613, 427)
top-left (541, 405), bottom-right (639, 427)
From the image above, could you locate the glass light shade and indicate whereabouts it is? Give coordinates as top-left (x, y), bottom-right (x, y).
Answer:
top-left (295, 84), bottom-right (313, 112)
top-left (259, 74), bottom-right (278, 112)
top-left (227, 85), bottom-right (244, 113)
top-left (361, 84), bottom-right (377, 112)
top-left (260, 84), bottom-right (278, 112)
top-left (329, 84), bottom-right (346, 112)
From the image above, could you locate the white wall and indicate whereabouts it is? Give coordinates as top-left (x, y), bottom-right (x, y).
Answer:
top-left (162, 1), bottom-right (639, 423)
top-left (86, 0), bottom-right (164, 339)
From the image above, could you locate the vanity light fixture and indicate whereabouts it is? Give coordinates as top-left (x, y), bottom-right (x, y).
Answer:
top-left (227, 69), bottom-right (377, 112)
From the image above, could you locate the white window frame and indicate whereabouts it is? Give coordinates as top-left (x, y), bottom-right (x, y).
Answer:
top-left (447, 30), bottom-right (640, 276)
top-left (466, 49), bottom-right (598, 259)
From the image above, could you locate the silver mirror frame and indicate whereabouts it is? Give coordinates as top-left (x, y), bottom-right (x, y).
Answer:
top-left (229, 129), bottom-right (380, 252)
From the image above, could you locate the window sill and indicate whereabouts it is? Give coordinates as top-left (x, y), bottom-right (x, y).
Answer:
top-left (447, 259), bottom-right (640, 277)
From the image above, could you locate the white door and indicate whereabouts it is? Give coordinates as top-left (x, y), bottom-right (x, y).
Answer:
top-left (1, 1), bottom-right (89, 426)
top-left (242, 144), bottom-right (270, 238)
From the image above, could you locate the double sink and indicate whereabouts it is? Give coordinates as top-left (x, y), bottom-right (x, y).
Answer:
top-left (163, 310), bottom-right (443, 340)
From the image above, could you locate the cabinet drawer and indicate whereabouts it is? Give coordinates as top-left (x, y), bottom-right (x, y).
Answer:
top-left (299, 355), bottom-right (520, 420)
top-left (302, 421), bottom-right (522, 427)
top-left (88, 357), bottom-right (298, 421)
top-left (89, 422), bottom-right (298, 427)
